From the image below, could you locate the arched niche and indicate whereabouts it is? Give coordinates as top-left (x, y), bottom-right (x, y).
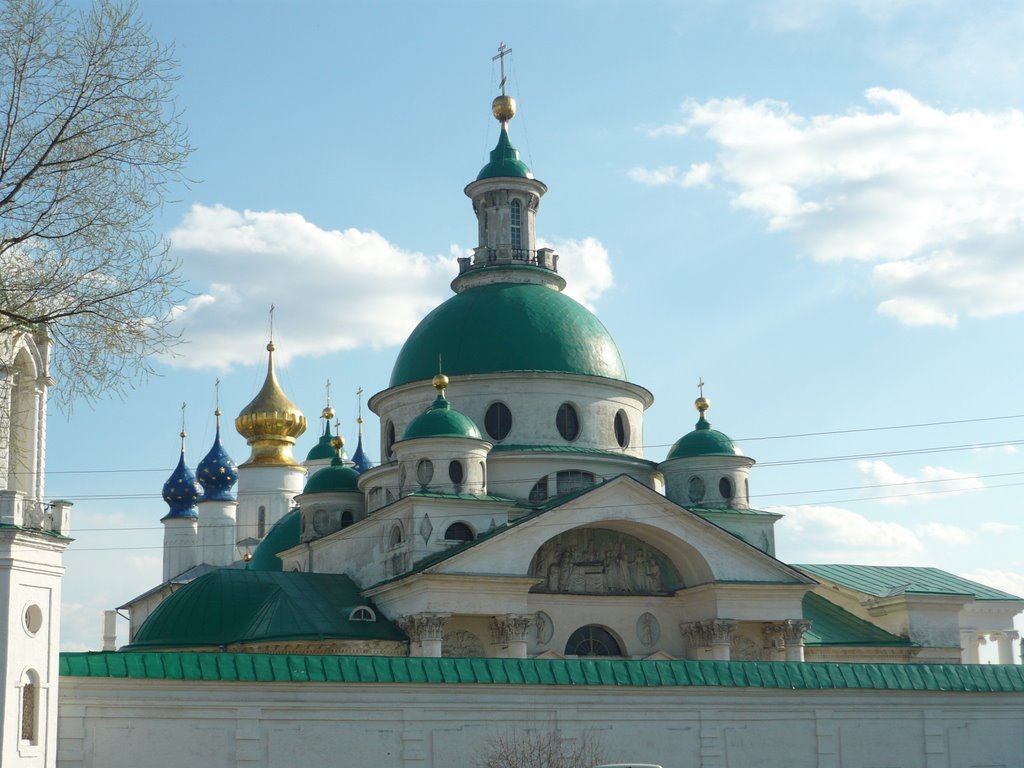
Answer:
top-left (528, 526), bottom-right (688, 595)
top-left (5, 344), bottom-right (41, 494)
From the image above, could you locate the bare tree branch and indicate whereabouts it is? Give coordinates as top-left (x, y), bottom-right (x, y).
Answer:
top-left (0, 0), bottom-right (191, 410)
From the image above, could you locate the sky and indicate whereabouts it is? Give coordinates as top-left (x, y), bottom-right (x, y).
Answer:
top-left (45, 0), bottom-right (1024, 657)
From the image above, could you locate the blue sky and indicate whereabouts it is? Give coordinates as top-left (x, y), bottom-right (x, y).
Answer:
top-left (50, 0), bottom-right (1024, 654)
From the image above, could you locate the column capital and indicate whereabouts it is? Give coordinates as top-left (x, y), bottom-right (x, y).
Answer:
top-left (680, 619), bottom-right (737, 647)
top-left (396, 612), bottom-right (450, 643)
top-left (782, 619), bottom-right (812, 646)
top-left (489, 614), bottom-right (534, 645)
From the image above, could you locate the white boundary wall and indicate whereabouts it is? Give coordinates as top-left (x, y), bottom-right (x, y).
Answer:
top-left (57, 678), bottom-right (1024, 768)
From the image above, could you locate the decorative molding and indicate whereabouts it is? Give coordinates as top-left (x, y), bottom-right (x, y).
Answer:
top-left (679, 619), bottom-right (737, 648)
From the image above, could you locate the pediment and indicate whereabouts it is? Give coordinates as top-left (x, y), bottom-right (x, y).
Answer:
top-left (425, 475), bottom-right (811, 588)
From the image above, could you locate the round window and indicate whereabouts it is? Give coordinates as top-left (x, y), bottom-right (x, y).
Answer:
top-left (556, 403), bottom-right (580, 441)
top-left (687, 476), bottom-right (705, 504)
top-left (614, 410), bottom-right (629, 448)
top-left (416, 458), bottom-right (434, 486)
top-left (449, 460), bottom-right (464, 484)
top-left (719, 476), bottom-right (734, 500)
top-left (24, 604), bottom-right (43, 636)
top-left (484, 402), bottom-right (512, 441)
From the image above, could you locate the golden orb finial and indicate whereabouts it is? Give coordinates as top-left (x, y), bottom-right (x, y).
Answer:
top-left (695, 396), bottom-right (710, 415)
top-left (331, 434), bottom-right (345, 452)
top-left (492, 95), bottom-right (516, 123)
top-left (432, 372), bottom-right (449, 396)
top-left (322, 405), bottom-right (335, 420)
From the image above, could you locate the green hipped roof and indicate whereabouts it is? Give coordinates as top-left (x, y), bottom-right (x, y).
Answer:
top-left (476, 124), bottom-right (533, 180)
top-left (403, 394), bottom-right (482, 440)
top-left (390, 283), bottom-right (627, 387)
top-left (666, 415), bottom-right (741, 460)
top-left (796, 565), bottom-right (1024, 602)
top-left (802, 592), bottom-right (915, 647)
top-left (304, 459), bottom-right (360, 494)
top-left (62, 651), bottom-right (1024, 690)
top-left (128, 570), bottom-right (404, 649)
top-left (249, 509), bottom-right (300, 572)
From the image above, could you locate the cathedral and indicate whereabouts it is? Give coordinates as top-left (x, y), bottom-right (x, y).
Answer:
top-left (4, 76), bottom-right (1024, 768)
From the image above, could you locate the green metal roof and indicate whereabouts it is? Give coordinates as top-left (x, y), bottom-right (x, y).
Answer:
top-left (802, 592), bottom-right (915, 647)
top-left (666, 415), bottom-right (741, 461)
top-left (389, 283), bottom-right (627, 387)
top-left (304, 460), bottom-right (360, 494)
top-left (249, 509), bottom-right (300, 572)
top-left (686, 505), bottom-right (778, 517)
top-left (61, 651), bottom-right (1024, 691)
top-left (796, 565), bottom-right (1024, 602)
top-left (403, 394), bottom-right (482, 440)
top-left (128, 570), bottom-right (404, 649)
top-left (476, 124), bottom-right (533, 180)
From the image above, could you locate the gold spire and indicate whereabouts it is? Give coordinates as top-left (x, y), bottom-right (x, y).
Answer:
top-left (491, 42), bottom-right (516, 123)
top-left (235, 340), bottom-right (307, 467)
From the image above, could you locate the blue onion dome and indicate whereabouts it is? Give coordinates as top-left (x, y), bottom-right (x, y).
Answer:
top-left (162, 431), bottom-right (202, 520)
top-left (351, 420), bottom-right (372, 473)
top-left (196, 410), bottom-right (238, 502)
top-left (305, 456), bottom-right (361, 494)
top-left (403, 374), bottom-right (482, 440)
top-left (666, 396), bottom-right (742, 460)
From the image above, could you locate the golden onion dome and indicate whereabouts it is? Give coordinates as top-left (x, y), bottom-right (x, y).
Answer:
top-left (235, 341), bottom-right (307, 467)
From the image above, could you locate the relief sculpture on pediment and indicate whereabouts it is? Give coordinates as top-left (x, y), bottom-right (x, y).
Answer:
top-left (528, 528), bottom-right (682, 595)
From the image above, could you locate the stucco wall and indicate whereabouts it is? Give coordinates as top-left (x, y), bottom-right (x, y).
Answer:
top-left (57, 677), bottom-right (1024, 768)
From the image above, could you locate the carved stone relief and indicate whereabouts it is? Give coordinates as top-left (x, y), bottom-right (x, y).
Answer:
top-left (528, 528), bottom-right (682, 595)
top-left (636, 612), bottom-right (661, 647)
top-left (535, 611), bottom-right (554, 645)
top-left (442, 630), bottom-right (484, 658)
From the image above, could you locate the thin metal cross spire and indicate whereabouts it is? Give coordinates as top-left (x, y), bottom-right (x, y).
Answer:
top-left (697, 378), bottom-right (705, 398)
top-left (493, 42), bottom-right (512, 96)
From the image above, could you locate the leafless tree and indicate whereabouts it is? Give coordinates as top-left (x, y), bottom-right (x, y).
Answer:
top-left (0, 0), bottom-right (191, 409)
top-left (477, 728), bottom-right (608, 768)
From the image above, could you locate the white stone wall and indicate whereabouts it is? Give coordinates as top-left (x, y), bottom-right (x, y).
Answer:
top-left (56, 676), bottom-right (1024, 768)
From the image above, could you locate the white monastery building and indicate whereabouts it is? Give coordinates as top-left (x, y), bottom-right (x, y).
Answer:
top-left (2, 69), bottom-right (1024, 768)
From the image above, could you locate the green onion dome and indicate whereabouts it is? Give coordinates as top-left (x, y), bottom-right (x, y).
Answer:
top-left (390, 283), bottom-right (626, 387)
top-left (304, 457), bottom-right (360, 494)
top-left (666, 397), bottom-right (742, 460)
top-left (477, 123), bottom-right (534, 180)
top-left (402, 375), bottom-right (482, 440)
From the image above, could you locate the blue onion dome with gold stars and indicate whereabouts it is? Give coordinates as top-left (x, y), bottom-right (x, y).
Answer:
top-left (162, 431), bottom-right (202, 520)
top-left (403, 375), bottom-right (483, 440)
top-left (666, 396), bottom-right (743, 460)
top-left (196, 409), bottom-right (238, 502)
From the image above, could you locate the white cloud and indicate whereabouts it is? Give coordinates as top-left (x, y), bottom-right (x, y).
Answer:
top-left (915, 522), bottom-right (974, 546)
top-left (980, 521), bottom-right (1021, 534)
top-left (167, 205), bottom-right (614, 369)
top-left (775, 504), bottom-right (924, 564)
top-left (635, 89), bottom-right (1024, 326)
top-left (627, 162), bottom-right (712, 188)
top-left (855, 459), bottom-right (984, 503)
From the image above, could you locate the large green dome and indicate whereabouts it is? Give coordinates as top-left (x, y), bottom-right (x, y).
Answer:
top-left (390, 283), bottom-right (627, 387)
top-left (249, 509), bottom-right (300, 571)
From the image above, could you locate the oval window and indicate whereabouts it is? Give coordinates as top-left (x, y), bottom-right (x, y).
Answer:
top-left (556, 403), bottom-right (580, 441)
top-left (385, 422), bottom-right (396, 458)
top-left (485, 402), bottom-right (512, 441)
top-left (449, 460), bottom-right (464, 484)
top-left (687, 476), bottom-right (705, 504)
top-left (614, 410), bottom-right (629, 448)
top-left (719, 476), bottom-right (734, 501)
top-left (416, 458), bottom-right (434, 486)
